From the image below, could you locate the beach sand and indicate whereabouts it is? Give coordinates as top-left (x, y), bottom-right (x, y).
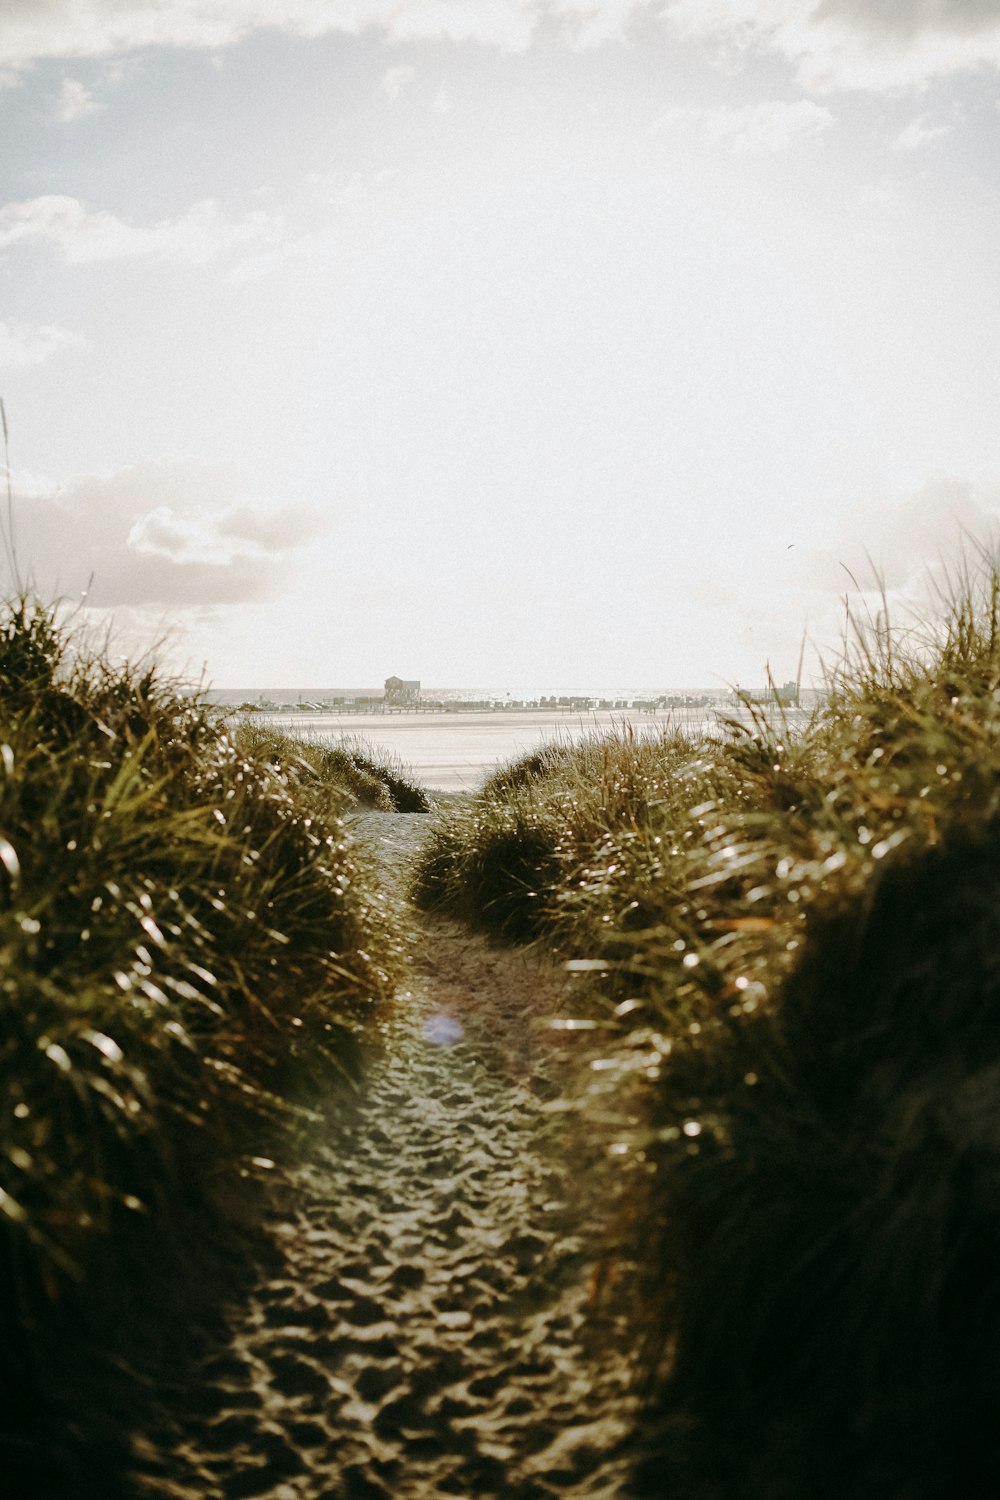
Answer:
top-left (126, 812), bottom-right (641, 1500)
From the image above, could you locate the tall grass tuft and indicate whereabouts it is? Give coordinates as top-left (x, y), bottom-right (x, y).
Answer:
top-left (0, 598), bottom-right (402, 1481)
top-left (636, 822), bottom-right (1000, 1497)
top-left (418, 554), bottom-right (1000, 1496)
top-left (628, 560), bottom-right (1000, 1497)
top-left (232, 721), bottom-right (430, 814)
top-left (414, 724), bottom-right (805, 974)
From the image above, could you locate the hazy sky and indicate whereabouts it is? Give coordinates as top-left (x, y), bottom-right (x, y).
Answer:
top-left (2, 1), bottom-right (999, 690)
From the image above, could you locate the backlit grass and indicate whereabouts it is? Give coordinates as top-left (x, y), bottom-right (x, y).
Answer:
top-left (0, 598), bottom-right (408, 1480)
top-left (232, 721), bottom-right (430, 814)
top-left (417, 554), bottom-right (1000, 1498)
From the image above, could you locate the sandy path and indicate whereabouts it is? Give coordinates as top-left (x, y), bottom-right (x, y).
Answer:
top-left (129, 812), bottom-right (639, 1500)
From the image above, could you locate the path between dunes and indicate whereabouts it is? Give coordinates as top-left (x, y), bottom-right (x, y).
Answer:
top-left (130, 811), bottom-right (642, 1500)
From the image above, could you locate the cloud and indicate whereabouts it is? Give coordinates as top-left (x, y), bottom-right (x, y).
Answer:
top-left (815, 0), bottom-right (1000, 44)
top-left (55, 75), bottom-right (100, 121)
top-left (0, 0), bottom-right (528, 69)
top-left (0, 319), bottom-right (84, 369)
top-left (0, 194), bottom-right (283, 267)
top-left (127, 507), bottom-right (259, 568)
top-left (10, 458), bottom-right (332, 607)
top-left (799, 477), bottom-right (1000, 596)
top-left (893, 112), bottom-right (952, 150)
top-left (381, 63), bottom-right (416, 100)
top-left (0, 1), bottom-right (656, 72)
top-left (545, 0), bottom-right (649, 49)
top-left (225, 225), bottom-right (333, 285)
top-left (661, 97), bottom-right (835, 152)
top-left (662, 0), bottom-right (1000, 92)
top-left (713, 478), bottom-right (1000, 686)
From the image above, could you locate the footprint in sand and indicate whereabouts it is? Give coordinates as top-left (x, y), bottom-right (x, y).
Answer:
top-left (128, 812), bottom-right (640, 1500)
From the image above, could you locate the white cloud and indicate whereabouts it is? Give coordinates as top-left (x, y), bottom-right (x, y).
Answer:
top-left (893, 113), bottom-right (952, 150)
top-left (225, 233), bottom-right (310, 284)
top-left (0, 194), bottom-right (283, 266)
top-left (381, 63), bottom-right (416, 101)
top-left (127, 506), bottom-right (258, 567)
top-left (662, 0), bottom-right (1000, 92)
top-left (0, 1), bottom-right (526, 70)
top-left (55, 75), bottom-right (100, 121)
top-left (545, 0), bottom-right (648, 49)
top-left (11, 458), bottom-right (332, 607)
top-left (661, 97), bottom-right (835, 152)
top-left (799, 477), bottom-right (1000, 596)
top-left (0, 319), bottom-right (84, 369)
top-left (744, 478), bottom-right (1000, 686)
top-left (0, 1), bottom-right (657, 72)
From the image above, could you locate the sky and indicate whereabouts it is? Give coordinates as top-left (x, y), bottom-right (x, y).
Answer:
top-left (1, 0), bottom-right (999, 692)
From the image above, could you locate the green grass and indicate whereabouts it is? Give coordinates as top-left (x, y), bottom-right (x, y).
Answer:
top-left (414, 722), bottom-right (808, 970)
top-left (232, 721), bottom-right (430, 814)
top-left (416, 555), bottom-right (1000, 1498)
top-left (0, 598), bottom-right (407, 1478)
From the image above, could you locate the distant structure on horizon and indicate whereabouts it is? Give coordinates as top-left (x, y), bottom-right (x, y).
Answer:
top-left (208, 680), bottom-right (820, 716)
top-left (384, 675), bottom-right (420, 707)
top-left (733, 679), bottom-right (800, 707)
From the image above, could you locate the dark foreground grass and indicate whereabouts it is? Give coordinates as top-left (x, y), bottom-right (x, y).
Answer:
top-left (0, 599), bottom-right (406, 1489)
top-left (633, 818), bottom-right (1000, 1500)
top-left (416, 557), bottom-right (1000, 1498)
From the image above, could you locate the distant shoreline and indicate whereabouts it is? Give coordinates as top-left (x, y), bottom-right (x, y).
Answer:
top-left (210, 689), bottom-right (820, 714)
top-left (232, 702), bottom-right (815, 791)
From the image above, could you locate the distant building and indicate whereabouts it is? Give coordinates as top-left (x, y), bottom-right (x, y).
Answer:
top-left (734, 680), bottom-right (800, 707)
top-left (384, 676), bottom-right (420, 706)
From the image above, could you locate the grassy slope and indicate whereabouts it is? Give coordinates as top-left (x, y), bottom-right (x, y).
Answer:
top-left (415, 560), bottom-right (1000, 1499)
top-left (232, 720), bottom-right (430, 814)
top-left (0, 601), bottom-right (419, 1486)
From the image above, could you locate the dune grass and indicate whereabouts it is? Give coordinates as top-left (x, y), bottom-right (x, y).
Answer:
top-left (416, 555), bottom-right (1000, 1497)
top-left (629, 563), bottom-right (1000, 1498)
top-left (0, 598), bottom-right (407, 1478)
top-left (232, 720), bottom-right (430, 814)
top-left (414, 720), bottom-right (803, 966)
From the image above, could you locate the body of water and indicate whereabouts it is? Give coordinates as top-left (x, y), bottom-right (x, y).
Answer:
top-left (252, 703), bottom-right (811, 792)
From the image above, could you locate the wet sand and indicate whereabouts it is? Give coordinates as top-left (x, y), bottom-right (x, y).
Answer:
top-left (127, 813), bottom-right (640, 1500)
